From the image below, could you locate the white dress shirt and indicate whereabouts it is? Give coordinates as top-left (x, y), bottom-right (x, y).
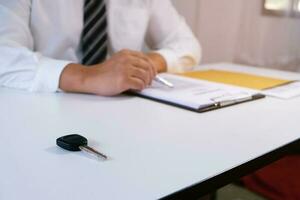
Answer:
top-left (0, 0), bottom-right (201, 92)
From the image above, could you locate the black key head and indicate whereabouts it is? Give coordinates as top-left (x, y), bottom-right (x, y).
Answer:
top-left (56, 134), bottom-right (88, 151)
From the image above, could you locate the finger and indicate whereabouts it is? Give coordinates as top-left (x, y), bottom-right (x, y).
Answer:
top-left (129, 57), bottom-right (151, 71)
top-left (129, 58), bottom-right (153, 85)
top-left (122, 49), bottom-right (150, 61)
top-left (121, 49), bottom-right (156, 83)
top-left (133, 54), bottom-right (156, 82)
top-left (128, 77), bottom-right (147, 91)
top-left (129, 67), bottom-right (150, 86)
top-left (147, 58), bottom-right (157, 82)
top-left (131, 52), bottom-right (157, 81)
top-left (124, 50), bottom-right (156, 76)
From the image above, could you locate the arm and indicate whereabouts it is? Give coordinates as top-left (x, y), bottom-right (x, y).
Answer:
top-left (0, 0), bottom-right (70, 92)
top-left (59, 49), bottom-right (157, 96)
top-left (146, 0), bottom-right (201, 73)
top-left (0, 1), bottom-right (156, 95)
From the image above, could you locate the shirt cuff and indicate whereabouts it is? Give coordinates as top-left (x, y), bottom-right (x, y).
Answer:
top-left (154, 49), bottom-right (198, 73)
top-left (30, 56), bottom-right (71, 92)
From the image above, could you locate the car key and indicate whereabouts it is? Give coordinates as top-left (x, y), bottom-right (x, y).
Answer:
top-left (56, 134), bottom-right (108, 160)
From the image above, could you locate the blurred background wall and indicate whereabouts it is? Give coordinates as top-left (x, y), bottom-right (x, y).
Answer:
top-left (172, 0), bottom-right (300, 72)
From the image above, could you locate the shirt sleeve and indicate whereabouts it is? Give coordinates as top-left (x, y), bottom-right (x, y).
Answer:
top-left (145, 0), bottom-right (202, 73)
top-left (0, 0), bottom-right (71, 92)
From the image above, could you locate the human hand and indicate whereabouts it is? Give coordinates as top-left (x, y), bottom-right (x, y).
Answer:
top-left (59, 49), bottom-right (158, 96)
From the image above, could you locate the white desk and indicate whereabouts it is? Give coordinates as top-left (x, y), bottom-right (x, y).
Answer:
top-left (1, 63), bottom-right (300, 200)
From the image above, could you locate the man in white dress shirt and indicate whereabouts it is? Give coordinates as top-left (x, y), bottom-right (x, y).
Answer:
top-left (0, 0), bottom-right (201, 96)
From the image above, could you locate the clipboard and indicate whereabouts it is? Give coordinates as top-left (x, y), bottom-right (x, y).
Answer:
top-left (133, 92), bottom-right (265, 113)
top-left (131, 73), bottom-right (265, 113)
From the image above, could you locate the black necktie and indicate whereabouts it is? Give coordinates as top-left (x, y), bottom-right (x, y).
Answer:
top-left (81, 0), bottom-right (108, 65)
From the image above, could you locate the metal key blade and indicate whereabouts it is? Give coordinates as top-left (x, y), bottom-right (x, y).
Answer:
top-left (79, 145), bottom-right (108, 160)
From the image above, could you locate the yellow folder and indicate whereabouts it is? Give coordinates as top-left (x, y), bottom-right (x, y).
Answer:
top-left (181, 70), bottom-right (292, 90)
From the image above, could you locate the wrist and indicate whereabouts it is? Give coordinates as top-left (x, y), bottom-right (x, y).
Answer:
top-left (59, 63), bottom-right (90, 93)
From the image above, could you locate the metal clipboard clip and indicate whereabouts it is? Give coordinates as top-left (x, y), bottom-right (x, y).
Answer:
top-left (210, 92), bottom-right (253, 107)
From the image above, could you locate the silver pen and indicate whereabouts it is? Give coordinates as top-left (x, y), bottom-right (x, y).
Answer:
top-left (154, 75), bottom-right (174, 88)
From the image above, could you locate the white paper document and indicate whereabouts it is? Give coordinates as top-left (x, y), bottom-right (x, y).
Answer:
top-left (137, 74), bottom-right (263, 111)
top-left (262, 81), bottom-right (300, 99)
